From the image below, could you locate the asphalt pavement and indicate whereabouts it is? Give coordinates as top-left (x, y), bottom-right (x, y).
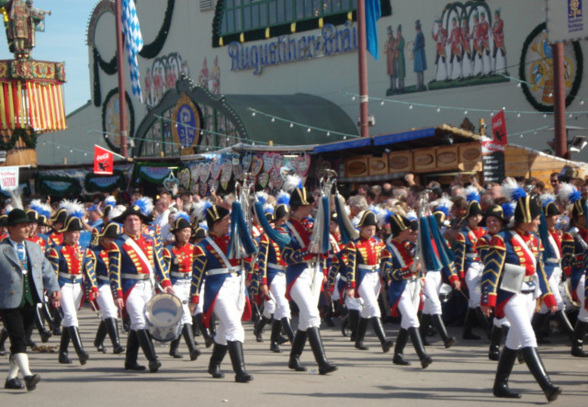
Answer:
top-left (1, 308), bottom-right (587, 407)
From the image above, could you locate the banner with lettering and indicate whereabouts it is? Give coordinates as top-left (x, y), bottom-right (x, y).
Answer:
top-left (94, 145), bottom-right (114, 175)
top-left (0, 166), bottom-right (19, 191)
top-left (481, 111), bottom-right (507, 183)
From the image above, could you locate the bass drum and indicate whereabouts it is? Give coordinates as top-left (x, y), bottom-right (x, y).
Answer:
top-left (144, 293), bottom-right (183, 342)
top-left (559, 280), bottom-right (580, 311)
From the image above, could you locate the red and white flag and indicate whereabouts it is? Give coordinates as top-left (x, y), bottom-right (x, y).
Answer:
top-left (94, 145), bottom-right (114, 175)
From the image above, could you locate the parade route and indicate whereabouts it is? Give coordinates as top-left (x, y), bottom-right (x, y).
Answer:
top-left (1, 307), bottom-right (587, 406)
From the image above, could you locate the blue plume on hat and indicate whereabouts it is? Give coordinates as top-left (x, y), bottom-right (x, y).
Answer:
top-left (502, 178), bottom-right (527, 202)
top-left (255, 191), bottom-right (269, 206)
top-left (104, 196), bottom-right (116, 208)
top-left (263, 202), bottom-right (274, 215)
top-left (276, 191), bottom-right (290, 206)
top-left (557, 182), bottom-right (581, 205)
top-left (539, 193), bottom-right (556, 208)
top-left (193, 200), bottom-right (213, 222)
top-left (29, 199), bottom-right (44, 215)
top-left (134, 196), bottom-right (154, 216)
top-left (172, 211), bottom-right (191, 224)
top-left (501, 202), bottom-right (516, 219)
top-left (464, 185), bottom-right (480, 203)
top-left (434, 196), bottom-right (452, 217)
top-left (60, 199), bottom-right (85, 219)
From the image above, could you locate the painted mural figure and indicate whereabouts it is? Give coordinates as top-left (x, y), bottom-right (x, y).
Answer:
top-left (3, 0), bottom-right (49, 58)
top-left (385, 26), bottom-right (396, 94)
top-left (479, 12), bottom-right (491, 75)
top-left (395, 25), bottom-right (406, 93)
top-left (492, 9), bottom-right (506, 74)
top-left (210, 56), bottom-right (221, 95)
top-left (432, 18), bottom-right (448, 81)
top-left (447, 17), bottom-right (463, 80)
top-left (461, 16), bottom-right (474, 79)
top-left (471, 13), bottom-right (484, 76)
top-left (412, 19), bottom-right (427, 91)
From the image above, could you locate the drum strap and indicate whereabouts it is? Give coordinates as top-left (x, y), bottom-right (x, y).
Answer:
top-left (205, 237), bottom-right (232, 270)
top-left (511, 233), bottom-right (537, 271)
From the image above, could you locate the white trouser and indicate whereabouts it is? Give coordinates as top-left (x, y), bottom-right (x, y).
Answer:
top-left (422, 271), bottom-right (443, 315)
top-left (332, 275), bottom-right (341, 302)
top-left (345, 294), bottom-right (363, 311)
top-left (97, 284), bottom-right (118, 320)
top-left (577, 275), bottom-right (588, 323)
top-left (358, 272), bottom-right (381, 318)
top-left (398, 279), bottom-right (421, 330)
top-left (540, 267), bottom-right (564, 313)
top-left (125, 280), bottom-right (154, 331)
top-left (504, 291), bottom-right (537, 349)
top-left (493, 316), bottom-right (510, 328)
top-left (195, 281), bottom-right (205, 315)
top-left (466, 261), bottom-right (483, 308)
top-left (172, 279), bottom-right (192, 325)
top-left (60, 282), bottom-right (83, 328)
top-left (263, 273), bottom-right (291, 321)
top-left (290, 265), bottom-right (324, 331)
top-left (213, 274), bottom-right (245, 344)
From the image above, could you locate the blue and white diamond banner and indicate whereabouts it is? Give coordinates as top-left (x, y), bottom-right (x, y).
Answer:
top-left (121, 0), bottom-right (144, 102)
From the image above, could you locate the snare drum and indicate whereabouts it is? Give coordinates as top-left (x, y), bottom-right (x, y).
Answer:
top-left (144, 293), bottom-right (183, 342)
top-left (559, 280), bottom-right (580, 311)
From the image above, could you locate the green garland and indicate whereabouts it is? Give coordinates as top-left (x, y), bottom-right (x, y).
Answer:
top-left (101, 88), bottom-right (135, 153)
top-left (0, 129), bottom-right (38, 150)
top-left (37, 175), bottom-right (82, 198)
top-left (519, 22), bottom-right (584, 112)
top-left (92, 0), bottom-right (175, 106)
top-left (84, 169), bottom-right (126, 193)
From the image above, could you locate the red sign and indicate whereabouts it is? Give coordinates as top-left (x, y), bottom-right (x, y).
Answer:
top-left (94, 145), bottom-right (114, 175)
top-left (491, 110), bottom-right (508, 148)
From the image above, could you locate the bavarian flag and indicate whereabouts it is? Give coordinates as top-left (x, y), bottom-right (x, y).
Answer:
top-left (366, 0), bottom-right (382, 60)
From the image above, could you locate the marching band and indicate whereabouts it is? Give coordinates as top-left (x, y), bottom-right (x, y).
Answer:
top-left (0, 172), bottom-right (587, 403)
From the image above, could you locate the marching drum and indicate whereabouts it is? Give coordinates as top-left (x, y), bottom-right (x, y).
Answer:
top-left (559, 280), bottom-right (580, 311)
top-left (144, 293), bottom-right (183, 342)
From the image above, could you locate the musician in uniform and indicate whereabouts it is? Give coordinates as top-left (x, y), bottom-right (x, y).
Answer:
top-left (46, 211), bottom-right (97, 365)
top-left (0, 209), bottom-right (61, 391)
top-left (279, 179), bottom-right (337, 375)
top-left (162, 212), bottom-right (201, 361)
top-left (255, 200), bottom-right (295, 353)
top-left (481, 184), bottom-right (561, 401)
top-left (85, 222), bottom-right (125, 355)
top-left (109, 202), bottom-right (174, 373)
top-left (345, 211), bottom-right (393, 353)
top-left (189, 202), bottom-right (254, 383)
top-left (383, 213), bottom-right (432, 368)
top-left (560, 185), bottom-right (588, 358)
top-left (47, 207), bottom-right (67, 249)
top-left (454, 187), bottom-right (491, 340)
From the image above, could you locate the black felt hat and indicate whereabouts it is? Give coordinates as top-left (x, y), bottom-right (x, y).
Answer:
top-left (7, 209), bottom-right (31, 226)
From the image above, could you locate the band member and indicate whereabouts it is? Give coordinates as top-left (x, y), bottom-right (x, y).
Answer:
top-left (163, 212), bottom-right (201, 361)
top-left (481, 181), bottom-right (561, 401)
top-left (383, 213), bottom-right (432, 368)
top-left (190, 225), bottom-right (215, 348)
top-left (86, 222), bottom-right (125, 355)
top-left (420, 201), bottom-right (460, 349)
top-left (0, 209), bottom-right (61, 391)
top-left (255, 200), bottom-right (295, 353)
top-left (533, 194), bottom-right (574, 344)
top-left (447, 17), bottom-right (462, 79)
top-left (110, 199), bottom-right (174, 373)
top-left (454, 186), bottom-right (490, 340)
top-left (189, 202), bottom-right (253, 383)
top-left (47, 208), bottom-right (98, 366)
top-left (491, 8), bottom-right (506, 74)
top-left (47, 207), bottom-right (67, 249)
top-left (346, 211), bottom-right (393, 353)
top-left (279, 178), bottom-right (337, 375)
top-left (476, 204), bottom-right (510, 361)
top-left (559, 184), bottom-right (588, 357)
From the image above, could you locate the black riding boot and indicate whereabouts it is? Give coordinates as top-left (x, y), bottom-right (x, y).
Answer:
top-left (489, 325), bottom-right (504, 361)
top-left (195, 313), bottom-right (214, 348)
top-left (431, 314), bottom-right (456, 348)
top-left (371, 317), bottom-right (393, 353)
top-left (270, 320), bottom-right (283, 353)
top-left (532, 312), bottom-right (550, 344)
top-left (227, 341), bottom-right (253, 383)
top-left (136, 329), bottom-right (161, 373)
top-left (571, 320), bottom-right (588, 357)
top-left (169, 336), bottom-right (183, 358)
top-left (474, 307), bottom-right (492, 339)
top-left (51, 311), bottom-right (62, 335)
top-left (208, 343), bottom-right (228, 378)
top-left (93, 320), bottom-right (107, 353)
top-left (521, 346), bottom-right (562, 402)
top-left (354, 318), bottom-right (369, 350)
top-left (0, 328), bottom-right (8, 356)
top-left (124, 330), bottom-right (145, 371)
top-left (493, 346), bottom-right (521, 398)
top-left (420, 313), bottom-right (432, 346)
top-left (58, 328), bottom-right (71, 364)
top-left (280, 317), bottom-right (295, 343)
top-left (392, 328), bottom-right (410, 366)
top-left (555, 310), bottom-right (574, 339)
top-left (68, 326), bottom-right (89, 365)
top-left (348, 309), bottom-right (360, 342)
top-left (408, 327), bottom-right (432, 369)
top-left (462, 308), bottom-right (481, 340)
top-left (104, 318), bottom-right (125, 354)
top-left (254, 316), bottom-right (270, 342)
top-left (288, 330), bottom-right (308, 372)
top-left (307, 327), bottom-right (337, 375)
top-left (34, 306), bottom-right (52, 343)
top-left (182, 324), bottom-right (201, 361)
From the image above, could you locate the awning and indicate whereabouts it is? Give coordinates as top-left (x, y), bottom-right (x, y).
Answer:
top-left (312, 136), bottom-right (372, 154)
